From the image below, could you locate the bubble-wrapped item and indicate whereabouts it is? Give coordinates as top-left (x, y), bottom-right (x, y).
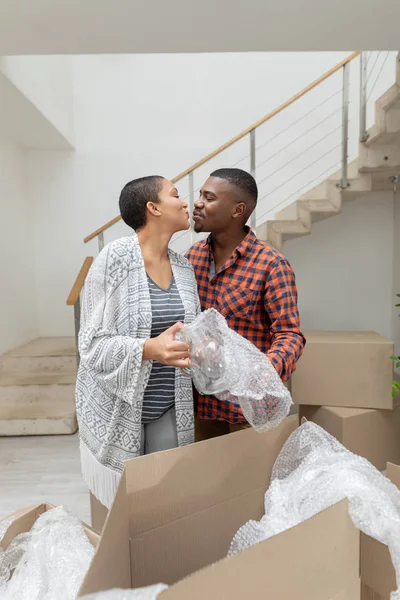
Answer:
top-left (81, 584), bottom-right (168, 600)
top-left (176, 308), bottom-right (292, 431)
top-left (229, 421), bottom-right (400, 599)
top-left (0, 505), bottom-right (95, 600)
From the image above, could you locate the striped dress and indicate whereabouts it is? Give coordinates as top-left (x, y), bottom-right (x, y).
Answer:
top-left (141, 274), bottom-right (185, 423)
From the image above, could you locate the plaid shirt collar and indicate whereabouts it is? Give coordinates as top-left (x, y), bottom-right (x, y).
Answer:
top-left (201, 226), bottom-right (257, 259)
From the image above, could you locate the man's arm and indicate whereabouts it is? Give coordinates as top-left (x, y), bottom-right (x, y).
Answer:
top-left (264, 258), bottom-right (306, 382)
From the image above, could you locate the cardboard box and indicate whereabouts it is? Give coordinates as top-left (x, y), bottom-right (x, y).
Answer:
top-left (0, 502), bottom-right (99, 553)
top-left (360, 463), bottom-right (400, 600)
top-left (78, 416), bottom-right (362, 599)
top-left (292, 331), bottom-right (394, 410)
top-left (299, 405), bottom-right (400, 471)
top-left (90, 491), bottom-right (109, 534)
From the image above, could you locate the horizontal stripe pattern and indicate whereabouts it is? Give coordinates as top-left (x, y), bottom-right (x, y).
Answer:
top-left (142, 275), bottom-right (185, 423)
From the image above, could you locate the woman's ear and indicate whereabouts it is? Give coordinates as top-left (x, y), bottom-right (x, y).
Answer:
top-left (147, 201), bottom-right (161, 217)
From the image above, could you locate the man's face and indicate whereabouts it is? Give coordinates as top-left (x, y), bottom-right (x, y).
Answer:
top-left (192, 176), bottom-right (242, 234)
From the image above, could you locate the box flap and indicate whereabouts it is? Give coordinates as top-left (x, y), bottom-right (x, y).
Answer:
top-left (361, 535), bottom-right (395, 597)
top-left (360, 462), bottom-right (400, 597)
top-left (1, 503), bottom-right (99, 551)
top-left (126, 416), bottom-right (298, 587)
top-left (326, 406), bottom-right (372, 419)
top-left (387, 462), bottom-right (400, 487)
top-left (303, 331), bottom-right (392, 344)
top-left (78, 472), bottom-right (131, 597)
top-left (160, 500), bottom-right (360, 600)
top-left (126, 415), bottom-right (298, 536)
top-left (0, 504), bottom-right (47, 549)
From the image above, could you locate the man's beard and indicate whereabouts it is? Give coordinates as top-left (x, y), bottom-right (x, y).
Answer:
top-left (193, 223), bottom-right (204, 233)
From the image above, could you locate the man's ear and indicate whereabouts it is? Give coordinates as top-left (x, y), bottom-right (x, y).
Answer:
top-left (232, 202), bottom-right (246, 219)
top-left (147, 201), bottom-right (161, 217)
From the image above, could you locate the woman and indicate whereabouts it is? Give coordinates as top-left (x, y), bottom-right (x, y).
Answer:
top-left (76, 176), bottom-right (200, 509)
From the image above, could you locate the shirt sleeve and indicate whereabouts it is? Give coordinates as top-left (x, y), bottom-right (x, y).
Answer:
top-left (263, 258), bottom-right (306, 382)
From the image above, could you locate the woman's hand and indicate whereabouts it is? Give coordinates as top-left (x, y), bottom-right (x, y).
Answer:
top-left (143, 322), bottom-right (191, 368)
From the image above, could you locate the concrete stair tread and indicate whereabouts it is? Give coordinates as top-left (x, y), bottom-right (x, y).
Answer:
top-left (271, 220), bottom-right (310, 234)
top-left (0, 338), bottom-right (78, 436)
top-left (5, 337), bottom-right (76, 358)
top-left (365, 126), bottom-right (400, 146)
top-left (0, 397), bottom-right (76, 419)
top-left (298, 199), bottom-right (340, 214)
top-left (0, 372), bottom-right (76, 386)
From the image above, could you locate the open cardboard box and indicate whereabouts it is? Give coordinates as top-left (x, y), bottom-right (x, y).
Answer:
top-left (78, 415), bottom-right (369, 599)
top-left (0, 503), bottom-right (100, 551)
top-left (0, 502), bottom-right (100, 594)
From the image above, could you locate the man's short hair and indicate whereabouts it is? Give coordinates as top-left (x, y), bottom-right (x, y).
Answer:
top-left (210, 168), bottom-right (258, 204)
top-left (119, 176), bottom-right (164, 231)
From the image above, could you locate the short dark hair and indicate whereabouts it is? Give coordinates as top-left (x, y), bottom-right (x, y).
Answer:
top-left (119, 176), bottom-right (164, 231)
top-left (210, 168), bottom-right (258, 204)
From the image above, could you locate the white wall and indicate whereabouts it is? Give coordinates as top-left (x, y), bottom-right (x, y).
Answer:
top-left (0, 56), bottom-right (75, 146)
top-left (284, 192), bottom-right (394, 340)
top-left (0, 136), bottom-right (38, 354)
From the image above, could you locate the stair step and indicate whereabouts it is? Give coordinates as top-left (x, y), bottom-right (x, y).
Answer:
top-left (5, 337), bottom-right (76, 357)
top-left (272, 220), bottom-right (310, 235)
top-left (0, 384), bottom-right (77, 435)
top-left (0, 337), bottom-right (78, 436)
top-left (0, 372), bottom-right (76, 386)
top-left (0, 354), bottom-right (77, 376)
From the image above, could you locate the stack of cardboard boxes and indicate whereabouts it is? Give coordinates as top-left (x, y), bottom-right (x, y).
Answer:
top-left (292, 331), bottom-right (400, 471)
top-left (2, 331), bottom-right (399, 599)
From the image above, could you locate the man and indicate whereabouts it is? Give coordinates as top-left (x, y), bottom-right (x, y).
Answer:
top-left (186, 168), bottom-right (305, 441)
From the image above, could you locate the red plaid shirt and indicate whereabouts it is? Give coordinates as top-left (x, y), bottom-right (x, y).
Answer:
top-left (186, 228), bottom-right (305, 423)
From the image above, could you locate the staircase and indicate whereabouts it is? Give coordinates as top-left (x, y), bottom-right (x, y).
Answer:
top-left (0, 338), bottom-right (77, 435)
top-left (257, 59), bottom-right (400, 250)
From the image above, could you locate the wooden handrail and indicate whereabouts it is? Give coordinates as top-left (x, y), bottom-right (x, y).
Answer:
top-left (66, 257), bottom-right (94, 306)
top-left (84, 51), bottom-right (360, 244)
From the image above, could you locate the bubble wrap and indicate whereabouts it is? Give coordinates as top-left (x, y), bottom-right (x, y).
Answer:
top-left (0, 505), bottom-right (95, 600)
top-left (81, 584), bottom-right (168, 600)
top-left (229, 422), bottom-right (400, 599)
top-left (177, 308), bottom-right (292, 431)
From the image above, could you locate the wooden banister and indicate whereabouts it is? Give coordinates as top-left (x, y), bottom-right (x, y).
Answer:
top-left (66, 257), bottom-right (94, 306)
top-left (84, 51), bottom-right (360, 244)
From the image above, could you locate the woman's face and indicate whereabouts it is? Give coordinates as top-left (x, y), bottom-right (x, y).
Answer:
top-left (156, 179), bottom-right (190, 234)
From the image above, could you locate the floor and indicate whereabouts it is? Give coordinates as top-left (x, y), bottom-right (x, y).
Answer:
top-left (0, 432), bottom-right (90, 524)
top-left (1, 406), bottom-right (300, 525)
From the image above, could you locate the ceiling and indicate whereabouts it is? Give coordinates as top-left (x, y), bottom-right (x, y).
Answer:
top-left (1, 0), bottom-right (400, 55)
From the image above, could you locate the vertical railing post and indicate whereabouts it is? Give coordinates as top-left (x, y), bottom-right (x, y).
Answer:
top-left (359, 52), bottom-right (368, 142)
top-left (340, 62), bottom-right (350, 189)
top-left (74, 296), bottom-right (81, 369)
top-left (250, 129), bottom-right (257, 230)
top-left (188, 171), bottom-right (195, 245)
top-left (98, 232), bottom-right (104, 253)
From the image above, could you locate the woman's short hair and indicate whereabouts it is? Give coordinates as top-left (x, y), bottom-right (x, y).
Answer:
top-left (119, 176), bottom-right (164, 231)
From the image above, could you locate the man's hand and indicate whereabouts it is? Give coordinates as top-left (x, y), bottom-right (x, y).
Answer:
top-left (143, 322), bottom-right (191, 368)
